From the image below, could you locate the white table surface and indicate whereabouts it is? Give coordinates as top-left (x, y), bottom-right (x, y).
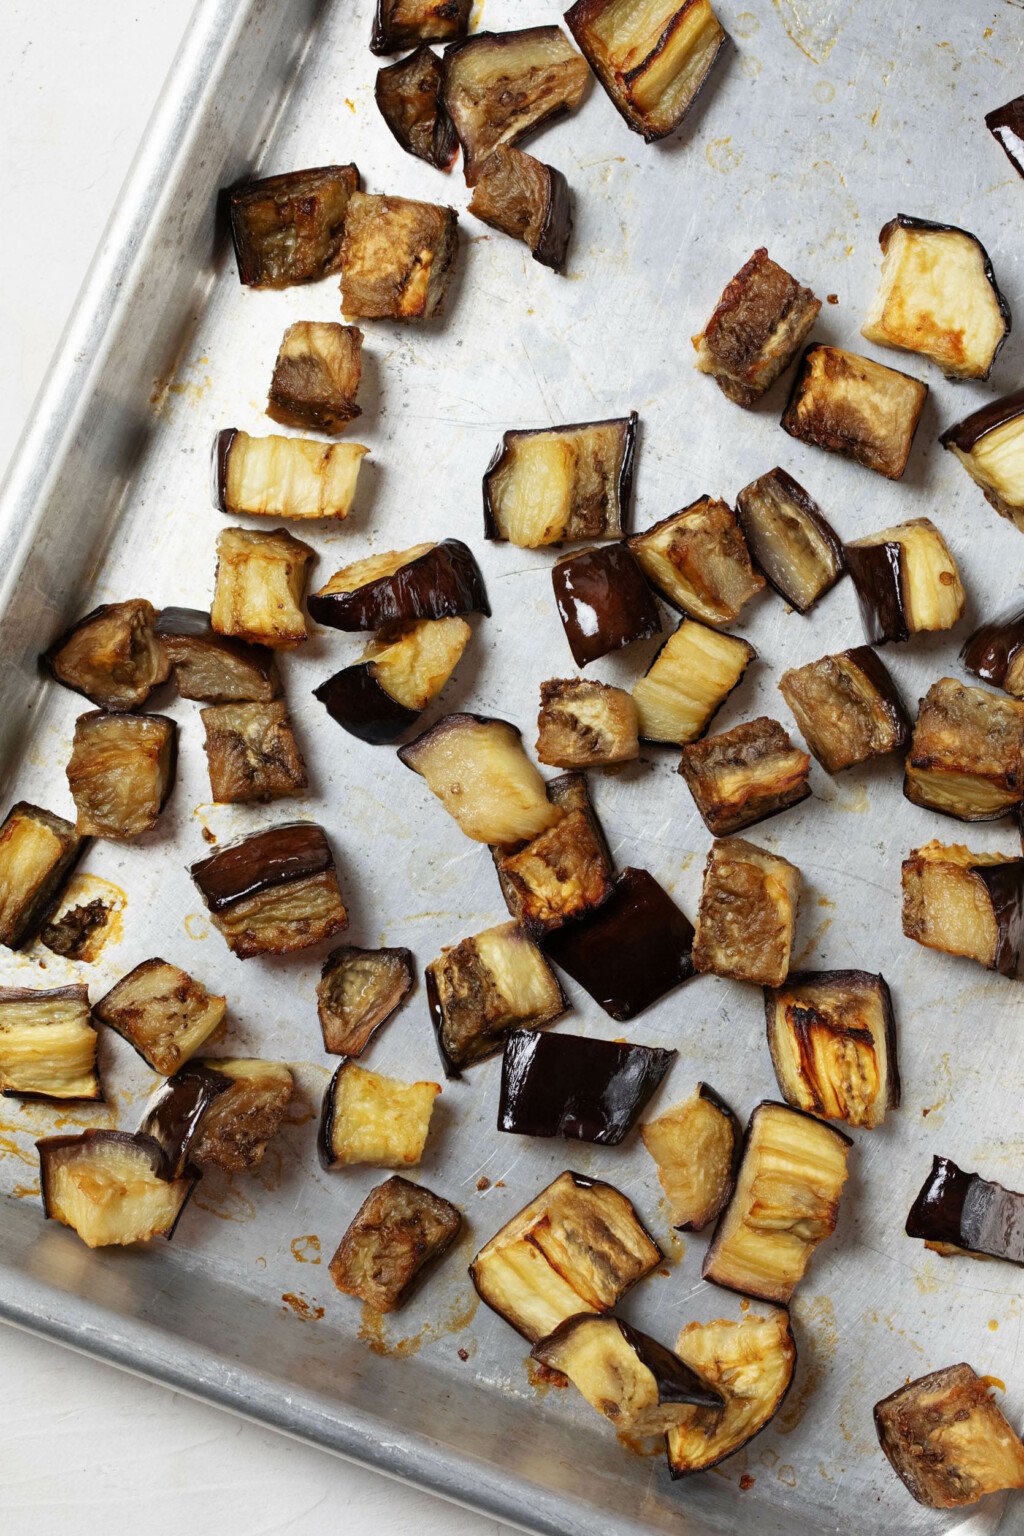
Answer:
top-left (0, 4), bottom-right (511, 1532)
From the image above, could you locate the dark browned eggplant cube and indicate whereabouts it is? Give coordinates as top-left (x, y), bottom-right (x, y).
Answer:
top-left (536, 678), bottom-right (639, 768)
top-left (679, 717), bottom-right (810, 835)
top-left (904, 677), bottom-right (1024, 822)
top-left (375, 46), bottom-right (458, 170)
top-left (329, 1175), bottom-right (461, 1311)
top-left (44, 598), bottom-right (170, 711)
top-left (493, 772), bottom-right (613, 935)
top-left (778, 647), bottom-right (909, 773)
top-left (339, 192), bottom-right (457, 321)
top-left (228, 165), bottom-right (360, 288)
top-left (782, 345), bottom-right (928, 480)
top-left (692, 838), bottom-right (801, 987)
top-left (371, 0), bottom-right (471, 54)
top-left (693, 248), bottom-right (820, 407)
top-left (200, 701), bottom-right (307, 804)
top-left (267, 322), bottom-right (363, 433)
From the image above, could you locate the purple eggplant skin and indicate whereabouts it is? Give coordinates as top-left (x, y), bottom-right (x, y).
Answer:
top-left (847, 645), bottom-right (912, 746)
top-left (190, 822), bottom-right (335, 914)
top-left (906, 1155), bottom-right (1024, 1266)
top-left (483, 414), bottom-right (638, 542)
top-left (375, 47), bottom-right (459, 170)
top-left (735, 467), bottom-right (846, 614)
top-left (212, 428), bottom-right (236, 513)
top-left (941, 387), bottom-right (1024, 459)
top-left (986, 96), bottom-right (1024, 180)
top-left (313, 665), bottom-right (419, 745)
top-left (844, 540), bottom-right (908, 645)
top-left (974, 860), bottom-right (1024, 977)
top-left (533, 164), bottom-right (573, 272)
top-left (37, 1129), bottom-right (196, 1240)
top-left (542, 867), bottom-right (695, 1021)
top-left (140, 1062), bottom-right (232, 1179)
top-left (532, 1315), bottom-right (724, 1412)
top-left (316, 1063), bottom-right (343, 1171)
top-left (424, 966), bottom-right (457, 1079)
top-left (552, 544), bottom-right (661, 668)
top-left (960, 607), bottom-right (1024, 695)
top-left (308, 539), bottom-right (489, 631)
top-left (370, 0), bottom-right (471, 55)
top-left (498, 1028), bottom-right (676, 1145)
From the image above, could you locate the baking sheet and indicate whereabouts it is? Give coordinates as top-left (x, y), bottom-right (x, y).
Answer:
top-left (1, 1), bottom-right (1024, 1532)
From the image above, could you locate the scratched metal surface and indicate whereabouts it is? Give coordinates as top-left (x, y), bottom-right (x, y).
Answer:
top-left (1, 0), bottom-right (1023, 1532)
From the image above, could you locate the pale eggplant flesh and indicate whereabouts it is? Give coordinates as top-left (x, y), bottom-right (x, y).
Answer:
top-left (693, 249), bottom-right (821, 407)
top-left (317, 1059), bottom-right (440, 1171)
top-left (317, 945), bottom-right (415, 1056)
top-left (210, 524), bottom-right (317, 652)
top-left (536, 678), bottom-right (639, 768)
top-left (552, 543), bottom-right (661, 668)
top-left (213, 428), bottom-right (367, 522)
top-left (36, 1130), bottom-right (194, 1248)
top-left (228, 165), bottom-right (360, 288)
top-left (156, 608), bottom-right (281, 703)
top-left (845, 518), bottom-right (965, 645)
top-left (782, 345), bottom-right (928, 480)
top-left (901, 840), bottom-right (1024, 976)
top-left (0, 984), bottom-right (101, 1103)
top-left (375, 47), bottom-right (458, 170)
top-left (329, 1174), bottom-right (462, 1312)
top-left (44, 599), bottom-right (170, 711)
top-left (313, 616), bottom-right (471, 745)
top-left (941, 388), bottom-right (1024, 535)
top-left (906, 1155), bottom-right (1024, 1267)
top-left (338, 192), bottom-right (458, 321)
top-left (734, 468), bottom-right (845, 613)
top-left (627, 496), bottom-right (765, 627)
top-left (93, 958), bottom-right (226, 1076)
top-left (640, 1083), bottom-right (739, 1230)
top-left (66, 710), bottom-right (177, 839)
top-left (0, 802), bottom-right (83, 950)
top-left (483, 415), bottom-right (637, 548)
top-left (632, 620), bottom-right (756, 748)
top-left (468, 146), bottom-right (572, 272)
top-left (904, 677), bottom-right (1024, 823)
top-left (678, 716), bottom-right (811, 836)
top-left (498, 1028), bottom-right (675, 1145)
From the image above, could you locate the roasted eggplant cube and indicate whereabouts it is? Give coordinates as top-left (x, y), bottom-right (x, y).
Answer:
top-left (426, 920), bottom-right (566, 1075)
top-left (139, 1061), bottom-right (231, 1179)
top-left (632, 620), bottom-right (755, 747)
top-left (190, 822), bottom-right (348, 960)
top-left (906, 1155), bottom-right (1024, 1267)
top-left (94, 958), bottom-right (225, 1075)
top-left (339, 192), bottom-right (457, 321)
top-left (309, 539), bottom-right (488, 631)
top-left (986, 95), bottom-right (1024, 180)
top-left (211, 525), bottom-right (316, 651)
top-left (679, 717), bottom-right (811, 836)
top-left (155, 608), bottom-right (280, 703)
top-left (693, 249), bottom-right (820, 407)
top-left (442, 27), bottom-right (589, 184)
top-left (640, 1083), bottom-right (738, 1230)
top-left (371, 0), bottom-right (471, 54)
top-left (902, 840), bottom-right (1024, 976)
top-left (778, 646), bottom-right (909, 773)
top-left (494, 773), bottom-right (613, 935)
top-left (200, 700), bottom-right (307, 804)
top-left (375, 47), bottom-right (458, 171)
top-left (874, 1363), bottom-right (1024, 1510)
top-left (553, 543), bottom-right (660, 668)
top-left (399, 714), bottom-right (561, 847)
top-left (44, 598), bottom-right (170, 711)
top-left (266, 322), bottom-right (363, 433)
top-left (536, 679), bottom-right (639, 768)
top-left (0, 802), bottom-right (82, 950)
top-left (735, 468), bottom-right (845, 614)
top-left (189, 1057), bottom-right (293, 1172)
top-left (40, 897), bottom-right (113, 962)
top-left (66, 711), bottom-right (176, 840)
top-left (846, 518), bottom-right (965, 645)
top-left (484, 415), bottom-right (636, 547)
top-left (566, 0), bottom-right (727, 144)
top-left (862, 215), bottom-right (1010, 381)
top-left (666, 1310), bottom-right (796, 1476)
top-left (468, 146), bottom-right (572, 272)
top-left (317, 945), bottom-right (414, 1056)
top-left (37, 1131), bottom-right (193, 1249)
top-left (214, 429), bottom-right (367, 522)
top-left (0, 985), bottom-right (100, 1102)
top-left (782, 345), bottom-right (928, 480)
top-left (904, 677), bottom-right (1024, 822)
top-left (314, 617), bottom-right (471, 746)
top-left (329, 1175), bottom-right (461, 1313)
top-left (629, 497), bottom-right (765, 626)
top-left (469, 1169), bottom-right (661, 1342)
top-left (228, 164), bottom-right (360, 288)
top-left (703, 1101), bottom-right (852, 1303)
top-left (542, 866), bottom-right (695, 1021)
top-left (319, 1061), bottom-right (440, 1170)
top-left (498, 1029), bottom-right (675, 1145)
top-left (941, 388), bottom-right (1024, 535)
top-left (765, 970), bottom-right (899, 1130)
top-left (961, 606), bottom-right (1024, 700)
top-left (692, 837), bottom-right (800, 987)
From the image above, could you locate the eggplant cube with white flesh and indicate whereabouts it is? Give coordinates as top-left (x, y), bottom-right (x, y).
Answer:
top-left (632, 620), bottom-right (755, 747)
top-left (845, 519), bottom-right (965, 646)
top-left (214, 430), bottom-right (366, 522)
top-left (66, 711), bottom-right (176, 840)
top-left (319, 1060), bottom-right (440, 1170)
top-left (156, 608), bottom-right (280, 703)
top-left (399, 714), bottom-right (561, 848)
top-left (37, 1131), bottom-right (194, 1250)
top-left (484, 415), bottom-right (636, 546)
top-left (187, 1058), bottom-right (293, 1172)
top-left (782, 345), bottom-right (928, 480)
top-left (942, 388), bottom-right (1024, 536)
top-left (0, 801), bottom-right (82, 950)
top-left (628, 497), bottom-right (765, 626)
top-left (308, 539), bottom-right (488, 632)
top-left (640, 1083), bottom-right (738, 1231)
top-left (211, 525), bottom-right (316, 651)
top-left (735, 467), bottom-right (845, 614)
top-left (317, 945), bottom-right (414, 1057)
top-left (536, 678), bottom-right (639, 768)
top-left (764, 970), bottom-right (899, 1130)
top-left (902, 841), bottom-right (1024, 976)
top-left (94, 958), bottom-right (226, 1076)
top-left (0, 985), bottom-right (101, 1102)
top-left (371, 0), bottom-right (471, 55)
top-left (314, 617), bottom-right (471, 746)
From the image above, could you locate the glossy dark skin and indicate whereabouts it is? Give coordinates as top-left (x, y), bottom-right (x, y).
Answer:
top-left (313, 664), bottom-right (419, 744)
top-left (140, 1062), bottom-right (231, 1178)
top-left (552, 544), bottom-right (660, 667)
top-left (986, 96), bottom-right (1024, 180)
top-left (940, 387), bottom-right (1024, 455)
top-left (498, 1028), bottom-right (675, 1145)
top-left (308, 539), bottom-right (489, 631)
top-left (961, 606), bottom-right (1024, 692)
top-left (845, 540), bottom-right (909, 644)
top-left (190, 823), bottom-right (334, 913)
top-left (973, 860), bottom-right (1024, 976)
top-left (906, 1155), bottom-right (1024, 1267)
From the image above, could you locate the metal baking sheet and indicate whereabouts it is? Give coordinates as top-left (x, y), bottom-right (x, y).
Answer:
top-left (1, 1), bottom-right (1023, 1532)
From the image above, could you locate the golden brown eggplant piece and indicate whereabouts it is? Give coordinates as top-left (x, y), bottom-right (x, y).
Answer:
top-left (778, 646), bottom-right (909, 773)
top-left (317, 945), bottom-right (414, 1056)
top-left (641, 1083), bottom-right (738, 1230)
top-left (37, 1130), bottom-right (194, 1249)
top-left (692, 837), bottom-right (801, 987)
top-left (155, 608), bottom-right (281, 703)
top-left (902, 841), bottom-right (1024, 977)
top-left (553, 543), bottom-right (661, 667)
top-left (764, 970), bottom-right (899, 1130)
top-left (339, 192), bottom-right (457, 320)
top-left (484, 415), bottom-right (637, 547)
top-left (493, 771), bottom-right (613, 936)
top-left (629, 497), bottom-right (765, 625)
top-left (318, 1060), bottom-right (440, 1170)
top-left (44, 598), bottom-right (170, 711)
top-left (846, 518), bottom-right (965, 645)
top-left (214, 429), bottom-right (366, 522)
top-left (189, 1057), bottom-right (293, 1172)
top-left (941, 389), bottom-right (1024, 534)
top-left (0, 985), bottom-right (101, 1102)
top-left (468, 146), bottom-right (572, 271)
top-left (190, 823), bottom-right (348, 960)
top-left (986, 96), bottom-right (1024, 180)
top-left (734, 468), bottom-right (845, 614)
top-left (536, 678), bottom-right (639, 768)
top-left (211, 525), bottom-right (316, 651)
top-left (782, 345), bottom-right (928, 479)
top-left (94, 958), bottom-right (226, 1075)
top-left (904, 677), bottom-right (1024, 822)
top-left (66, 711), bottom-right (176, 839)
top-left (200, 700), bottom-right (307, 804)
top-left (693, 249), bottom-right (820, 406)
top-left (0, 802), bottom-right (82, 950)
top-left (309, 539), bottom-right (488, 631)
top-left (370, 0), bottom-right (471, 55)
top-left (632, 619), bottom-right (755, 747)
top-left (228, 165), bottom-right (360, 288)
top-left (313, 617), bottom-right (471, 745)
top-left (266, 322), bottom-right (363, 433)
top-left (329, 1175), bottom-right (462, 1312)
top-left (375, 47), bottom-right (458, 170)
top-left (961, 606), bottom-right (1024, 700)
top-left (679, 717), bottom-right (811, 836)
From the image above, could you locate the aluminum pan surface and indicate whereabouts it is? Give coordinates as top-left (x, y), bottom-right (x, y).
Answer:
top-left (1, 1), bottom-right (1023, 1533)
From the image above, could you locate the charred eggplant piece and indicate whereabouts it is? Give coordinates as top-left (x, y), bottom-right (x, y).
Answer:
top-left (399, 713), bottom-right (561, 847)
top-left (94, 959), bottom-right (225, 1075)
top-left (442, 27), bottom-right (589, 184)
top-left (693, 249), bottom-right (820, 407)
top-left (470, 1169), bottom-right (661, 1342)
top-left (266, 322), bottom-right (363, 433)
top-left (986, 96), bottom-right (1024, 180)
top-left (666, 1310), bottom-right (797, 1476)
top-left (214, 429), bottom-right (366, 522)
top-left (499, 1029), bottom-right (675, 1145)
top-left (375, 47), bottom-right (458, 171)
top-left (542, 866), bottom-right (695, 1021)
top-left (339, 192), bottom-right (457, 320)
top-left (0, 802), bottom-right (82, 950)
top-left (426, 919), bottom-right (566, 1076)
top-left (632, 620), bottom-right (755, 747)
top-left (44, 598), bottom-right (170, 711)
top-left (907, 1156), bottom-right (1024, 1267)
top-left (679, 716), bottom-right (811, 836)
top-left (566, 0), bottom-right (727, 144)
top-left (468, 146), bottom-right (572, 272)
top-left (692, 838), bottom-right (800, 987)
top-left (37, 1131), bottom-right (193, 1248)
top-left (629, 497), bottom-right (764, 626)
top-left (765, 970), bottom-right (899, 1130)
top-left (961, 606), bottom-right (1024, 699)
top-left (211, 525), bottom-right (316, 651)
top-left (493, 772), bottom-right (613, 936)
top-left (66, 711), bottom-right (176, 839)
top-left (318, 1060), bottom-right (440, 1170)
top-left (228, 164), bottom-right (360, 288)
top-left (484, 416), bottom-right (636, 548)
top-left (200, 700), bottom-right (307, 803)
top-left (640, 1083), bottom-right (738, 1230)
top-left (190, 822), bottom-right (348, 960)
top-left (904, 677), bottom-right (1024, 822)
top-left (188, 1057), bottom-right (293, 1172)
top-left (536, 678), bottom-right (639, 768)
top-left (782, 345), bottom-right (928, 480)
top-left (0, 985), bottom-right (100, 1102)
top-left (734, 468), bottom-right (845, 613)
top-left (317, 945), bottom-right (415, 1056)
top-left (309, 538), bottom-right (488, 631)
top-left (875, 1363), bottom-right (1024, 1509)
top-left (778, 646), bottom-right (909, 773)
top-left (156, 608), bottom-right (280, 703)
top-left (552, 543), bottom-right (660, 667)
top-left (371, 0), bottom-right (470, 54)
top-left (846, 518), bottom-right (964, 645)
top-left (313, 617), bottom-right (471, 745)
top-left (941, 388), bottom-right (1024, 534)
top-left (40, 897), bottom-right (113, 962)
top-left (329, 1175), bottom-right (461, 1312)
top-left (901, 840), bottom-right (1024, 976)
top-left (139, 1061), bottom-right (231, 1179)
top-left (862, 215), bottom-right (1010, 381)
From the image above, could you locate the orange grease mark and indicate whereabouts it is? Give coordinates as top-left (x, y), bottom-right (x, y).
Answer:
top-left (11, 1182), bottom-right (40, 1198)
top-left (739, 1473), bottom-right (756, 1491)
top-left (281, 1291), bottom-right (324, 1321)
top-left (291, 1234), bottom-right (322, 1264)
top-left (345, 98), bottom-right (356, 112)
top-left (184, 912), bottom-right (209, 941)
top-left (982, 1375), bottom-right (1007, 1394)
top-left (358, 1291), bottom-right (478, 1358)
top-left (526, 1358), bottom-right (568, 1394)
top-left (617, 1431), bottom-right (664, 1458)
top-left (989, 1319), bottom-right (1000, 1331)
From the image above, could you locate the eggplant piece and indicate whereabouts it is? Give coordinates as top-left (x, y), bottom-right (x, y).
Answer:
top-left (678, 716), bottom-right (811, 836)
top-left (37, 1130), bottom-right (193, 1248)
top-left (0, 985), bottom-right (101, 1102)
top-left (640, 1083), bottom-right (738, 1230)
top-left (426, 919), bottom-right (567, 1076)
top-left (308, 538), bottom-right (488, 631)
top-left (703, 1101), bottom-right (851, 1303)
top-left (764, 970), bottom-right (899, 1130)
top-left (468, 146), bottom-right (572, 272)
top-left (374, 47), bottom-right (458, 171)
top-left (139, 1061), bottom-right (231, 1179)
top-left (155, 608), bottom-right (281, 703)
top-left (188, 1057), bottom-right (293, 1172)
top-left (398, 713), bottom-right (561, 847)
top-left (565, 0), bottom-right (727, 144)
top-left (44, 598), bottom-right (170, 711)
top-left (536, 678), bottom-right (639, 768)
top-left (441, 27), bottom-right (589, 185)
top-left (782, 345), bottom-right (928, 480)
top-left (498, 1029), bottom-right (675, 1146)
top-left (313, 616), bottom-right (471, 745)
top-left (40, 897), bottom-right (113, 962)
top-left (901, 840), bottom-right (1024, 976)
top-left (0, 802), bottom-right (82, 950)
top-left (317, 945), bottom-right (415, 1057)
top-left (692, 249), bottom-right (821, 407)
top-left (266, 322), bottom-right (363, 433)
top-left (532, 1315), bottom-right (722, 1432)
top-left (214, 429), bottom-right (367, 522)
top-left (318, 1060), bottom-right (440, 1170)
top-left (493, 772), bottom-right (613, 936)
top-left (211, 525), bottom-right (316, 651)
top-left (470, 1169), bottom-right (661, 1342)
top-left (861, 215), bottom-right (1010, 381)
top-left (329, 1175), bottom-right (461, 1312)
top-left (906, 1155), bottom-right (1024, 1267)
top-left (734, 468), bottom-right (845, 614)
top-left (66, 711), bottom-right (176, 839)
top-left (904, 677), bottom-right (1024, 822)
top-left (94, 958), bottom-right (226, 1075)
top-left (484, 415), bottom-right (636, 548)
top-left (666, 1310), bottom-right (796, 1476)
top-left (961, 606), bottom-right (1024, 700)
top-left (190, 822), bottom-right (348, 960)
top-left (200, 700), bottom-right (307, 804)
top-left (552, 543), bottom-right (660, 668)
top-left (777, 646), bottom-right (909, 773)
top-left (846, 518), bottom-right (965, 645)
top-left (941, 388), bottom-right (1024, 534)
top-left (628, 497), bottom-right (765, 626)
top-left (632, 619), bottom-right (755, 747)
top-left (542, 866), bottom-right (695, 1021)
top-left (986, 96), bottom-right (1024, 180)
top-left (692, 837), bottom-right (801, 987)
top-left (370, 0), bottom-right (471, 55)
top-left (874, 1363), bottom-right (1024, 1509)
top-left (228, 164), bottom-right (360, 289)
top-left (339, 192), bottom-right (458, 320)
